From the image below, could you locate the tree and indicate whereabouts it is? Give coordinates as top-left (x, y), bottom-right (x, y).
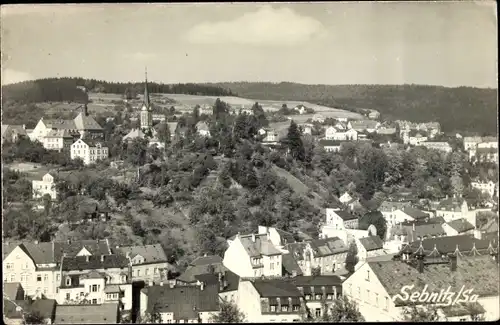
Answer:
top-left (156, 121), bottom-right (171, 145)
top-left (209, 299), bottom-right (246, 323)
top-left (140, 302), bottom-right (162, 323)
top-left (193, 105), bottom-right (201, 122)
top-left (322, 295), bottom-right (365, 322)
top-left (402, 304), bottom-right (440, 321)
top-left (345, 242), bottom-right (359, 273)
top-left (450, 175), bottom-right (464, 197)
top-left (359, 211), bottom-right (387, 240)
top-left (285, 120), bottom-right (305, 161)
top-left (311, 266), bottom-right (321, 276)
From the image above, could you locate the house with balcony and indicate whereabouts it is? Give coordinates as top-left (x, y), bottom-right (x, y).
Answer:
top-left (114, 244), bottom-right (172, 284)
top-left (237, 278), bottom-right (304, 322)
top-left (342, 248), bottom-right (499, 321)
top-left (223, 233), bottom-right (283, 278)
top-left (292, 275), bottom-right (342, 319)
top-left (140, 282), bottom-right (220, 323)
top-left (285, 237), bottom-right (349, 275)
top-left (56, 254), bottom-right (133, 312)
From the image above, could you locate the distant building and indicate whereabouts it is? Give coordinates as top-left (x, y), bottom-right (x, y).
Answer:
top-left (324, 208), bottom-right (359, 230)
top-left (42, 129), bottom-right (75, 152)
top-left (4, 298), bottom-right (56, 325)
top-left (298, 123), bottom-right (313, 135)
top-left (419, 141), bottom-right (452, 153)
top-left (70, 138), bottom-right (109, 165)
top-left (312, 114), bottom-right (325, 123)
top-left (292, 276), bottom-right (343, 318)
top-left (435, 196), bottom-right (470, 223)
top-left (151, 114), bottom-right (166, 123)
top-left (195, 121), bottom-right (211, 137)
top-left (349, 120), bottom-right (380, 133)
top-left (140, 70), bottom-right (153, 132)
top-left (32, 172), bottom-right (57, 201)
top-left (318, 139), bottom-right (342, 152)
top-left (355, 236), bottom-right (384, 261)
top-left (1, 124), bottom-right (27, 143)
top-left (54, 303), bottom-right (120, 324)
top-left (368, 111), bottom-right (380, 120)
top-left (443, 218), bottom-right (475, 236)
top-left (325, 126), bottom-right (358, 141)
top-left (471, 180), bottom-right (496, 197)
top-left (339, 192), bottom-right (354, 205)
top-left (463, 136), bottom-right (483, 151)
top-left (122, 128), bottom-right (146, 143)
top-left (475, 147), bottom-right (498, 164)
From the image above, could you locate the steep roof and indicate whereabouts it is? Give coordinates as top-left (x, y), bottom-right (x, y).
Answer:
top-left (397, 222), bottom-right (446, 241)
top-left (144, 284), bottom-right (219, 319)
top-left (167, 122), bottom-right (179, 133)
top-left (369, 255), bottom-right (499, 306)
top-left (379, 200), bottom-right (412, 212)
top-left (54, 303), bottom-right (119, 324)
top-left (318, 139), bottom-right (342, 147)
top-left (438, 197), bottom-right (466, 212)
top-left (350, 120), bottom-right (378, 130)
top-left (4, 299), bottom-right (56, 320)
top-left (45, 129), bottom-right (74, 138)
top-left (239, 234), bottom-right (282, 257)
top-left (281, 253), bottom-right (303, 276)
top-left (3, 282), bottom-right (23, 300)
top-left (252, 279), bottom-right (303, 298)
top-left (479, 218), bottom-right (499, 233)
top-left (1, 125), bottom-right (27, 138)
top-left (275, 228), bottom-right (297, 245)
top-left (291, 275), bottom-right (342, 286)
top-left (61, 254), bottom-right (129, 271)
top-left (359, 236), bottom-right (384, 251)
top-left (189, 255), bottom-right (223, 266)
top-left (401, 207), bottom-right (429, 220)
top-left (308, 237), bottom-right (349, 257)
top-left (76, 137), bottom-right (106, 148)
top-left (335, 210), bottom-right (357, 221)
top-left (43, 119), bottom-right (77, 130)
top-left (73, 112), bottom-right (103, 130)
top-left (445, 218), bottom-right (475, 234)
top-left (116, 244), bottom-right (168, 264)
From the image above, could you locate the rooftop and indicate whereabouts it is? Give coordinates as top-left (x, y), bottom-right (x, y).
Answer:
top-left (116, 244), bottom-right (168, 265)
top-left (402, 235), bottom-right (494, 256)
top-left (74, 112), bottom-right (103, 131)
top-left (61, 254), bottom-right (129, 271)
top-left (359, 236), bottom-right (384, 251)
top-left (239, 234), bottom-right (282, 257)
top-left (445, 218), bottom-right (475, 234)
top-left (54, 303), bottom-right (119, 324)
top-left (3, 282), bottom-right (23, 300)
top-left (334, 210), bottom-right (357, 221)
top-left (401, 207), bottom-right (429, 220)
top-left (4, 299), bottom-right (56, 320)
top-left (252, 279), bottom-right (303, 298)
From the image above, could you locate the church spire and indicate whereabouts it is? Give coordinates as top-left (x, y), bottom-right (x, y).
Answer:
top-left (144, 67), bottom-right (150, 110)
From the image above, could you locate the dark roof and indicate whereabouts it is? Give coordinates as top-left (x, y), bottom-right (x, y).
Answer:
top-left (76, 137), bottom-right (106, 148)
top-left (54, 303), bottom-right (119, 324)
top-left (74, 112), bottom-right (103, 130)
top-left (359, 236), bottom-right (384, 251)
top-left (369, 255), bottom-right (499, 306)
top-left (4, 299), bottom-right (56, 320)
top-left (189, 255), bottom-right (223, 266)
top-left (177, 264), bottom-right (227, 284)
top-left (335, 210), bottom-right (357, 221)
top-left (401, 207), bottom-right (429, 220)
top-left (395, 223), bottom-right (446, 241)
top-left (350, 120), bottom-right (379, 130)
top-left (1, 125), bottom-right (27, 138)
top-left (3, 282), bottom-right (23, 300)
top-left (438, 197), bottom-right (466, 211)
top-left (239, 234), bottom-right (282, 257)
top-left (192, 270), bottom-right (240, 292)
top-left (252, 279), bottom-right (303, 298)
top-left (308, 237), bottom-right (349, 257)
top-left (144, 284), bottom-right (219, 319)
top-left (404, 235), bottom-right (493, 255)
top-left (445, 218), bottom-right (475, 233)
top-left (291, 275), bottom-right (342, 286)
top-left (116, 244), bottom-right (168, 264)
top-left (43, 119), bottom-right (77, 130)
top-left (476, 147), bottom-right (498, 154)
top-left (61, 255), bottom-right (129, 271)
top-left (318, 139), bottom-right (342, 147)
top-left (379, 200), bottom-right (412, 212)
top-left (275, 228), bottom-right (297, 245)
top-left (282, 253), bottom-right (303, 276)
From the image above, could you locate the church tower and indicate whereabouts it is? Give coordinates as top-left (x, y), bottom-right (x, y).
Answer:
top-left (140, 67), bottom-right (153, 131)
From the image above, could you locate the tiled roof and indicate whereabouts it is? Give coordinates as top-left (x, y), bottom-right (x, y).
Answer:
top-left (116, 244), bottom-right (168, 264)
top-left (81, 270), bottom-right (106, 280)
top-left (396, 223), bottom-right (446, 241)
top-left (167, 122), bottom-right (179, 133)
top-left (438, 197), bottom-right (466, 212)
top-left (281, 253), bottom-right (303, 276)
top-left (74, 112), bottom-right (103, 130)
top-left (308, 237), bottom-right (349, 257)
top-left (379, 200), bottom-right (412, 212)
top-left (104, 284), bottom-right (123, 293)
top-left (144, 284), bottom-right (219, 319)
top-left (1, 125), bottom-right (27, 138)
top-left (177, 264), bottom-right (227, 284)
top-left (252, 279), bottom-right (303, 298)
top-left (401, 207), bottom-right (429, 220)
top-left (3, 282), bottom-right (23, 300)
top-left (445, 218), bottom-right (475, 233)
top-left (193, 270), bottom-right (240, 292)
top-left (4, 299), bottom-right (56, 320)
top-left (275, 229), bottom-right (297, 245)
top-left (122, 128), bottom-right (146, 141)
top-left (479, 218), bottom-right (499, 233)
top-left (335, 210), bottom-right (357, 221)
top-left (54, 303), bottom-right (119, 324)
top-left (45, 129), bottom-right (74, 138)
top-left (291, 275), bottom-right (342, 286)
top-left (61, 254), bottom-right (129, 271)
top-left (77, 137), bottom-right (106, 148)
top-left (350, 120), bottom-right (378, 130)
top-left (476, 147), bottom-right (498, 154)
top-left (239, 234), bottom-right (282, 257)
top-left (463, 136), bottom-right (483, 143)
top-left (403, 235), bottom-right (493, 255)
top-left (359, 236), bottom-right (384, 251)
top-left (189, 255), bottom-right (223, 266)
top-left (43, 119), bottom-right (77, 130)
top-left (369, 255), bottom-right (499, 306)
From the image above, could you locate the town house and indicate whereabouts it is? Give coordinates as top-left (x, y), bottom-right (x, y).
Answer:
top-left (140, 282), bottom-right (220, 323)
top-left (56, 254), bottom-right (132, 312)
top-left (41, 129), bottom-right (75, 152)
top-left (70, 138), bottom-right (109, 165)
top-left (379, 201), bottom-right (412, 227)
top-left (1, 124), bottom-right (27, 144)
top-left (324, 126), bottom-right (357, 141)
top-left (291, 276), bottom-right (342, 319)
top-left (435, 196), bottom-right (471, 223)
top-left (318, 139), bottom-right (342, 152)
top-left (342, 245), bottom-right (499, 321)
top-left (419, 141), bottom-right (453, 153)
top-left (355, 236), bottom-right (385, 261)
top-left (388, 207), bottom-right (430, 227)
top-left (177, 255), bottom-right (227, 285)
top-left (285, 237), bottom-right (349, 275)
top-left (223, 233), bottom-right (283, 278)
top-left (442, 218), bottom-right (476, 236)
top-left (324, 208), bottom-right (359, 230)
top-left (237, 278), bottom-right (304, 323)
top-left (463, 136), bottom-right (483, 151)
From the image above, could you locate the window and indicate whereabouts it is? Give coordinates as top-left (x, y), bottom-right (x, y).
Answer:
top-left (66, 293), bottom-right (71, 301)
top-left (270, 263), bottom-right (274, 270)
top-left (460, 318), bottom-right (467, 322)
top-left (137, 270), bottom-right (141, 277)
top-left (281, 305), bottom-right (288, 312)
top-left (366, 270), bottom-right (370, 281)
top-left (270, 305), bottom-right (276, 312)
top-left (13, 275), bottom-right (18, 282)
top-left (384, 297), bottom-right (389, 311)
top-left (305, 295), bottom-right (311, 300)
top-left (315, 294), bottom-right (322, 300)
top-left (366, 289), bottom-right (370, 304)
top-left (375, 293), bottom-right (379, 307)
top-left (327, 294), bottom-right (333, 300)
top-left (80, 292), bottom-right (84, 297)
top-left (44, 274), bottom-right (48, 281)
top-left (43, 287), bottom-right (48, 294)
top-left (145, 268), bottom-right (149, 276)
top-left (92, 284), bottom-right (98, 292)
top-left (154, 268), bottom-right (158, 274)
top-left (315, 308), bottom-right (321, 318)
top-left (92, 299), bottom-right (97, 304)
top-left (37, 275), bottom-right (42, 282)
top-left (6, 263), bottom-right (13, 270)
top-left (293, 305), bottom-right (299, 312)
top-left (66, 278), bottom-right (71, 286)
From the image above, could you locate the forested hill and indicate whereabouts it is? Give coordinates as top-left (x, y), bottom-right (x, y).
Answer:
top-left (208, 82), bottom-right (498, 135)
top-left (1, 77), bottom-right (235, 103)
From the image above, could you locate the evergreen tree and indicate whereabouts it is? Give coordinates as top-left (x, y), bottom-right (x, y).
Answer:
top-left (345, 242), bottom-right (359, 273)
top-left (156, 121), bottom-right (171, 145)
top-left (286, 120), bottom-right (305, 161)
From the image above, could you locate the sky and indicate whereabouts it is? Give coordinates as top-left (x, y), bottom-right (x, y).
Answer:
top-left (1, 2), bottom-right (497, 88)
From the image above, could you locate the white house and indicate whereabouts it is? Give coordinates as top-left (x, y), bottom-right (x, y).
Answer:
top-left (471, 180), bottom-right (496, 198)
top-left (463, 136), bottom-right (483, 151)
top-left (442, 218), bottom-right (475, 236)
top-left (339, 192), bottom-right (354, 205)
top-left (387, 207), bottom-right (430, 227)
top-left (196, 121), bottom-right (211, 137)
top-left (292, 276), bottom-right (342, 319)
top-left (237, 279), bottom-right (304, 323)
top-left (298, 123), bottom-right (313, 135)
top-left (312, 114), bottom-right (325, 123)
top-left (324, 208), bottom-right (359, 230)
top-left (325, 127), bottom-right (357, 141)
top-left (295, 105), bottom-right (308, 115)
top-left (355, 236), bottom-right (385, 261)
top-left (408, 134), bottom-right (428, 146)
top-left (318, 139), bottom-right (342, 152)
top-left (435, 196), bottom-right (471, 223)
top-left (419, 141), bottom-right (452, 153)
top-left (32, 172), bottom-right (57, 201)
top-left (342, 253), bottom-right (499, 322)
top-left (223, 233), bottom-right (283, 278)
top-left (70, 138), bottom-right (109, 165)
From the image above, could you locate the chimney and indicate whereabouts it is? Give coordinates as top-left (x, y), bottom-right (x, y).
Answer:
top-left (86, 255), bottom-right (90, 262)
top-left (100, 255), bottom-right (105, 262)
top-left (252, 234), bottom-right (256, 242)
top-left (413, 223), bottom-right (415, 231)
top-left (417, 255), bottom-right (425, 273)
top-left (449, 254), bottom-right (457, 272)
top-left (160, 281), bottom-right (164, 286)
top-left (200, 282), bottom-right (205, 291)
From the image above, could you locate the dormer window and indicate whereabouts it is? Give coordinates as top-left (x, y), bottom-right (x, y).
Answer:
top-left (66, 277), bottom-right (71, 286)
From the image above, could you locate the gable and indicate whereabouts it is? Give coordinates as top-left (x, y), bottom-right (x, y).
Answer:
top-left (4, 245), bottom-right (37, 269)
top-left (343, 262), bottom-right (393, 307)
top-left (132, 254), bottom-right (145, 264)
top-left (76, 247), bottom-right (92, 257)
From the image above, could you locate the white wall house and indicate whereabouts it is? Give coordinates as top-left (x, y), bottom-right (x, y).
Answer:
top-left (42, 129), bottom-right (74, 152)
top-left (324, 208), bottom-right (359, 230)
top-left (32, 173), bottom-right (57, 201)
top-left (71, 139), bottom-right (109, 165)
top-left (355, 236), bottom-right (385, 261)
top-left (325, 127), bottom-right (357, 141)
top-left (419, 141), bottom-right (452, 153)
top-left (339, 192), bottom-right (353, 205)
top-left (471, 180), bottom-right (496, 198)
top-left (435, 197), bottom-right (471, 223)
top-left (196, 121), bottom-right (211, 137)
